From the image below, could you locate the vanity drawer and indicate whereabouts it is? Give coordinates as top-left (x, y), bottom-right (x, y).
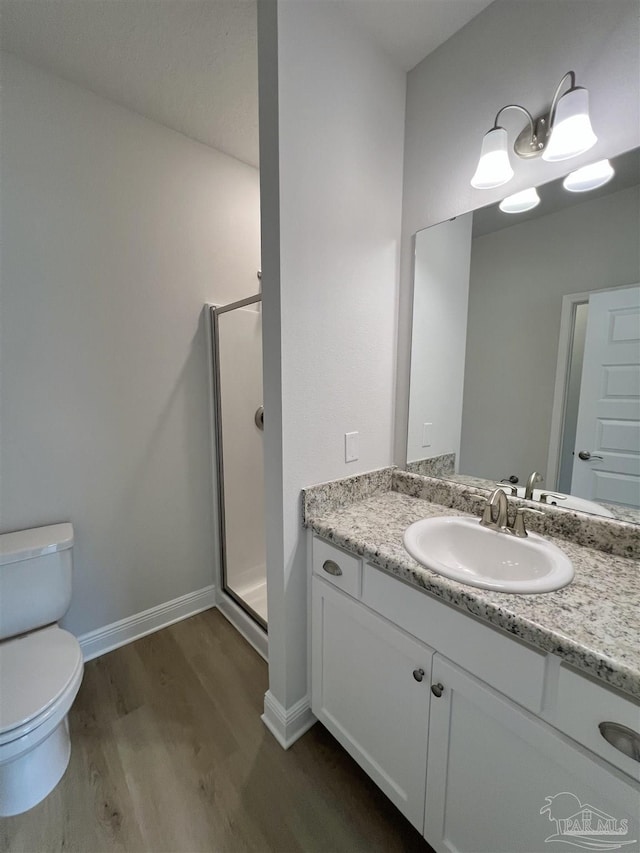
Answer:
top-left (312, 537), bottom-right (362, 598)
top-left (362, 563), bottom-right (547, 712)
top-left (554, 664), bottom-right (640, 781)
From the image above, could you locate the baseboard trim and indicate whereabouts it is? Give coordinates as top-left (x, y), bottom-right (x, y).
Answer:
top-left (217, 593), bottom-right (268, 661)
top-left (261, 690), bottom-right (316, 749)
top-left (78, 585), bottom-right (216, 661)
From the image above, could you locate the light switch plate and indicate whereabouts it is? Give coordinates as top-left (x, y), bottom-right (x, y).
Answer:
top-left (345, 431), bottom-right (359, 463)
top-left (422, 422), bottom-right (433, 447)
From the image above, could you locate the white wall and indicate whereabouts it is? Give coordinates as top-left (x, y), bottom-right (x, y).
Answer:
top-left (459, 185), bottom-right (640, 482)
top-left (396, 0), bottom-right (640, 462)
top-left (407, 214), bottom-right (472, 463)
top-left (0, 52), bottom-right (261, 636)
top-left (258, 1), bottom-right (406, 714)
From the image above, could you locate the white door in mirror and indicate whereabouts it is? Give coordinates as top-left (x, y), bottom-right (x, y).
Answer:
top-left (571, 285), bottom-right (640, 508)
top-left (403, 516), bottom-right (574, 594)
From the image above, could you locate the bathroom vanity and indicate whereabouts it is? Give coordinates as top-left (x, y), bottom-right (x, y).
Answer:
top-left (305, 470), bottom-right (640, 853)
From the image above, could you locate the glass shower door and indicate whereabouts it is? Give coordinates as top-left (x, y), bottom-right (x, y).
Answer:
top-left (211, 299), bottom-right (267, 628)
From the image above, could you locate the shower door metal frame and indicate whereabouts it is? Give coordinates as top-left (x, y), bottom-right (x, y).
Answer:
top-left (210, 295), bottom-right (267, 632)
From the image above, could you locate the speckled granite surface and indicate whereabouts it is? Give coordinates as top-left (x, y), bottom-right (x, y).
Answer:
top-left (601, 503), bottom-right (640, 525)
top-left (405, 453), bottom-right (455, 477)
top-left (441, 472), bottom-right (499, 490)
top-left (304, 483), bottom-right (640, 700)
top-left (302, 467), bottom-right (394, 520)
top-left (393, 471), bottom-right (640, 560)
top-left (405, 471), bottom-right (640, 525)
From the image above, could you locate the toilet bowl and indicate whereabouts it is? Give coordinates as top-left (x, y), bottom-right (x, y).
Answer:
top-left (0, 524), bottom-right (83, 816)
top-left (0, 625), bottom-right (84, 816)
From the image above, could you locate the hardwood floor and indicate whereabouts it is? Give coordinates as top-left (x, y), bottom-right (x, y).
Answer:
top-left (2, 610), bottom-right (434, 853)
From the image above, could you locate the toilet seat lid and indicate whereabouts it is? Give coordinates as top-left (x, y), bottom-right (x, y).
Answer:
top-left (0, 626), bottom-right (83, 736)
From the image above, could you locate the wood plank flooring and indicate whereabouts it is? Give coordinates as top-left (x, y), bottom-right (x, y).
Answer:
top-left (2, 610), bottom-right (435, 853)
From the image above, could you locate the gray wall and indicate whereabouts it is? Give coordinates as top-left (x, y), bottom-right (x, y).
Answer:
top-left (396, 0), bottom-right (640, 463)
top-left (459, 185), bottom-right (640, 482)
top-left (0, 53), bottom-right (261, 636)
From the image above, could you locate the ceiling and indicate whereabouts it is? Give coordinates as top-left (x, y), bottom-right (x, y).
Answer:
top-left (1, 0), bottom-right (494, 168)
top-left (340, 0), bottom-right (494, 72)
top-left (0, 0), bottom-right (260, 166)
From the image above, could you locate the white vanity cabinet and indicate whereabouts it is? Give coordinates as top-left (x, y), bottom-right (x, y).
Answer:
top-left (310, 535), bottom-right (640, 853)
top-left (311, 576), bottom-right (433, 831)
top-left (425, 655), bottom-right (640, 853)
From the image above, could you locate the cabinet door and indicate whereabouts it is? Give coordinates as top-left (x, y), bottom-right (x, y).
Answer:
top-left (425, 655), bottom-right (640, 853)
top-left (311, 577), bottom-right (433, 831)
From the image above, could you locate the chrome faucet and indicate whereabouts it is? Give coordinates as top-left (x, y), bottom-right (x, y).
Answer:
top-left (524, 471), bottom-right (543, 501)
top-left (480, 488), bottom-right (509, 531)
top-left (477, 487), bottom-right (544, 538)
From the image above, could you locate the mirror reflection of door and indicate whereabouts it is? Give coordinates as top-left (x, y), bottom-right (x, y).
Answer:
top-left (568, 285), bottom-right (640, 507)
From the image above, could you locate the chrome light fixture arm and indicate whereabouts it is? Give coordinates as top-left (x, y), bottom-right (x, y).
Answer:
top-left (493, 104), bottom-right (535, 136)
top-left (548, 70), bottom-right (576, 127)
top-left (471, 69), bottom-right (597, 189)
top-left (512, 70), bottom-right (591, 160)
top-left (493, 103), bottom-right (542, 158)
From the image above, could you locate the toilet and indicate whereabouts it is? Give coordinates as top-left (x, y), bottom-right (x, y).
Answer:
top-left (0, 523), bottom-right (84, 816)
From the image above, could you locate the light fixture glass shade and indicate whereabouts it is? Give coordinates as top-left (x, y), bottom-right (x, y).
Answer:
top-left (498, 187), bottom-right (541, 214)
top-left (563, 159), bottom-right (614, 192)
top-left (542, 87), bottom-right (597, 162)
top-left (471, 127), bottom-right (514, 189)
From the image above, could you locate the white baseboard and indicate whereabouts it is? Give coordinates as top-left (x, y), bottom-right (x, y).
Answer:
top-left (78, 585), bottom-right (216, 661)
top-left (217, 593), bottom-right (268, 661)
top-left (261, 690), bottom-right (316, 749)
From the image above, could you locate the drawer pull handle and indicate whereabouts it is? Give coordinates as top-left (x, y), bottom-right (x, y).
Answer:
top-left (413, 668), bottom-right (425, 682)
top-left (431, 683), bottom-right (444, 698)
top-left (598, 722), bottom-right (640, 763)
top-left (322, 559), bottom-right (343, 577)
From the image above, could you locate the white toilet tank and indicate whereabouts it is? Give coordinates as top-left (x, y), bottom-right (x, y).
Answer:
top-left (0, 524), bottom-right (74, 641)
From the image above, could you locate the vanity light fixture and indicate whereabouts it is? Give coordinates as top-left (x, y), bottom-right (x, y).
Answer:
top-left (563, 158), bottom-right (614, 192)
top-left (499, 187), bottom-right (541, 214)
top-left (470, 127), bottom-right (514, 189)
top-left (471, 71), bottom-right (597, 189)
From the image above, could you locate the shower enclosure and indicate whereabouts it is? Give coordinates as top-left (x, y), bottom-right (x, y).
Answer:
top-left (209, 294), bottom-right (267, 632)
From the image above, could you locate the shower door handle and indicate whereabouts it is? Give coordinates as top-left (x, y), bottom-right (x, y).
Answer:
top-left (255, 406), bottom-right (264, 431)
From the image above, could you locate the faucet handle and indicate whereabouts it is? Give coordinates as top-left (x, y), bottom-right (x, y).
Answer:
top-left (470, 491), bottom-right (510, 528)
top-left (495, 482), bottom-right (518, 496)
top-left (512, 506), bottom-right (545, 538)
top-left (469, 494), bottom-right (492, 524)
top-left (539, 492), bottom-right (567, 504)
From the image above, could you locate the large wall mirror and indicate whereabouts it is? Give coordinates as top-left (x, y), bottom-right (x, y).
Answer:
top-left (405, 147), bottom-right (640, 524)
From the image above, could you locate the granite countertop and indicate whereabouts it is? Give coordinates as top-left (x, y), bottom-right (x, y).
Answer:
top-left (306, 485), bottom-right (640, 701)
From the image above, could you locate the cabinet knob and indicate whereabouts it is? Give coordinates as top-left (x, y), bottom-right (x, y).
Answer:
top-left (322, 559), bottom-right (342, 577)
top-left (599, 721), bottom-right (640, 763)
top-left (412, 668), bottom-right (425, 682)
top-left (431, 683), bottom-right (444, 697)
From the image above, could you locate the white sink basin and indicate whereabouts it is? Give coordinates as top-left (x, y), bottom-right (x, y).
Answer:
top-left (403, 516), bottom-right (574, 594)
top-left (516, 488), bottom-right (614, 518)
